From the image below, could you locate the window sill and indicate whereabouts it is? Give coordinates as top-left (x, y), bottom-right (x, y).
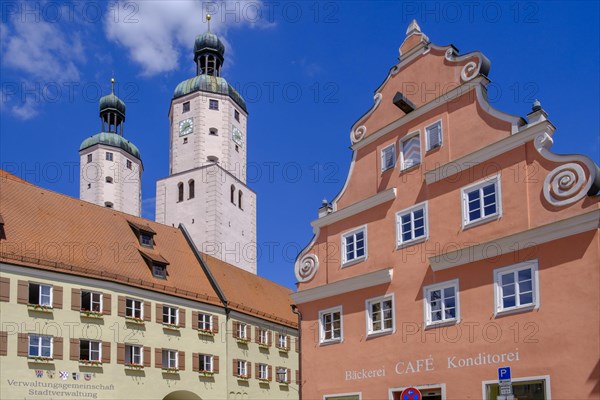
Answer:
top-left (236, 376), bottom-right (250, 381)
top-left (27, 304), bottom-right (53, 313)
top-left (277, 347), bottom-right (289, 353)
top-left (424, 319), bottom-right (459, 330)
top-left (381, 165), bottom-right (395, 174)
top-left (396, 235), bottom-right (427, 250)
top-left (463, 214), bottom-right (500, 230)
top-left (366, 329), bottom-right (394, 340)
top-left (258, 343), bottom-right (270, 349)
top-left (341, 256), bottom-right (367, 269)
top-left (235, 338), bottom-right (250, 345)
top-left (319, 339), bottom-right (342, 347)
top-left (199, 371), bottom-right (215, 377)
top-left (28, 357), bottom-right (54, 364)
top-left (495, 304), bottom-right (537, 318)
top-left (79, 361), bottom-right (103, 367)
top-left (161, 368), bottom-right (179, 374)
top-left (197, 329), bottom-right (216, 337)
top-left (124, 364), bottom-right (145, 370)
top-left (162, 324), bottom-right (180, 331)
top-left (400, 163), bottom-right (421, 173)
top-left (125, 317), bottom-right (145, 325)
top-left (80, 311), bottom-right (104, 319)
top-left (258, 378), bottom-right (270, 383)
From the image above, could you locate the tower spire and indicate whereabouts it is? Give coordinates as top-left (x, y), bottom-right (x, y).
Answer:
top-left (206, 14), bottom-right (211, 32)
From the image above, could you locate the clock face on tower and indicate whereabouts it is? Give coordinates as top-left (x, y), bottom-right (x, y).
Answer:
top-left (179, 118), bottom-right (193, 136)
top-left (232, 126), bottom-right (243, 146)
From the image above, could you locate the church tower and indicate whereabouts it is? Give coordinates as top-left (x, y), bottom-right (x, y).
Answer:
top-left (79, 78), bottom-right (143, 216)
top-left (156, 17), bottom-right (257, 274)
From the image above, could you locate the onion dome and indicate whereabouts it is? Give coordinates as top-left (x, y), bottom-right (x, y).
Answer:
top-left (194, 31), bottom-right (225, 58)
top-left (79, 132), bottom-right (141, 161)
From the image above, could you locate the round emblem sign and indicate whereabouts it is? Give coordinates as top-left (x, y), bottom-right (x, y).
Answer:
top-left (401, 387), bottom-right (422, 400)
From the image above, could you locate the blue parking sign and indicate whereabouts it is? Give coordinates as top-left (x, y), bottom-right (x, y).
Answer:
top-left (498, 367), bottom-right (511, 381)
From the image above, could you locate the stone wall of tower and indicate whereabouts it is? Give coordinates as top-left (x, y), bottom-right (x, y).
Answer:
top-left (80, 144), bottom-right (142, 216)
top-left (155, 164), bottom-right (257, 273)
top-left (169, 92), bottom-right (247, 182)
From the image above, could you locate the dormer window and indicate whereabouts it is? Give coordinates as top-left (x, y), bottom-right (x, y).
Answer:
top-left (152, 264), bottom-right (167, 279)
top-left (140, 233), bottom-right (153, 247)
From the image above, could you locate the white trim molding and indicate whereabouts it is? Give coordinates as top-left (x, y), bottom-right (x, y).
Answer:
top-left (423, 279), bottom-right (460, 328)
top-left (388, 383), bottom-right (447, 400)
top-left (340, 225), bottom-right (368, 268)
top-left (324, 392), bottom-right (362, 400)
top-left (429, 209), bottom-right (599, 271)
top-left (291, 268), bottom-right (393, 305)
top-left (460, 174), bottom-right (502, 229)
top-left (481, 374), bottom-right (551, 400)
top-left (493, 260), bottom-right (540, 316)
top-left (318, 305), bottom-right (343, 345)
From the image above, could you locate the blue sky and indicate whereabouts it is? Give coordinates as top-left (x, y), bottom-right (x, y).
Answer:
top-left (1, 1), bottom-right (598, 290)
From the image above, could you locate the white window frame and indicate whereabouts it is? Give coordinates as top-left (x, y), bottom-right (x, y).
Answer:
top-left (259, 363), bottom-right (269, 380)
top-left (481, 375), bottom-right (551, 400)
top-left (198, 313), bottom-right (212, 331)
top-left (199, 354), bottom-right (213, 372)
top-left (258, 329), bottom-right (269, 345)
top-left (237, 323), bottom-right (248, 339)
top-left (400, 131), bottom-right (421, 170)
top-left (30, 283), bottom-right (53, 307)
top-left (341, 225), bottom-right (367, 267)
top-left (105, 152), bottom-right (113, 161)
top-left (237, 360), bottom-right (248, 377)
top-left (365, 294), bottom-right (395, 337)
top-left (80, 290), bottom-right (103, 313)
top-left (79, 339), bottom-right (102, 362)
top-left (277, 334), bottom-right (288, 350)
top-left (423, 279), bottom-right (460, 328)
top-left (209, 99), bottom-right (219, 110)
top-left (380, 143), bottom-right (396, 172)
top-left (125, 344), bottom-right (143, 365)
top-left (461, 174), bottom-right (502, 229)
top-left (494, 260), bottom-right (540, 316)
top-left (424, 119), bottom-right (443, 151)
top-left (163, 305), bottom-right (179, 325)
top-left (395, 202), bottom-right (428, 249)
top-left (28, 335), bottom-right (53, 358)
top-left (319, 305), bottom-right (343, 344)
top-left (125, 298), bottom-right (143, 319)
top-left (162, 349), bottom-right (178, 369)
top-left (152, 264), bottom-right (167, 279)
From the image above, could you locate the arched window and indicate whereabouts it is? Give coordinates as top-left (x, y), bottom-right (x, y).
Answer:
top-left (207, 156), bottom-right (219, 163)
top-left (104, 202), bottom-right (113, 208)
top-left (230, 185), bottom-right (236, 205)
top-left (105, 176), bottom-right (113, 184)
top-left (177, 182), bottom-right (184, 202)
top-left (209, 128), bottom-right (218, 136)
top-left (238, 190), bottom-right (243, 210)
top-left (189, 179), bottom-right (195, 199)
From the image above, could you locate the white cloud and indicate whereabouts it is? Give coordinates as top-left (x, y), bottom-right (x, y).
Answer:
top-left (104, 0), bottom-right (273, 77)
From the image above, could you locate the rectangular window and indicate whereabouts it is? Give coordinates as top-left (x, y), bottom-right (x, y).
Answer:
top-left (106, 152), bottom-right (113, 161)
top-left (380, 143), bottom-right (396, 172)
top-left (81, 291), bottom-right (102, 312)
top-left (163, 305), bottom-right (178, 325)
top-left (79, 340), bottom-right (101, 361)
top-left (125, 298), bottom-right (143, 319)
top-left (28, 335), bottom-right (52, 358)
top-left (183, 101), bottom-right (190, 113)
top-left (140, 233), bottom-right (153, 247)
top-left (162, 349), bottom-right (178, 369)
top-left (125, 345), bottom-right (142, 365)
top-left (401, 133), bottom-right (421, 169)
top-left (342, 226), bottom-right (367, 266)
top-left (277, 334), bottom-right (288, 350)
top-left (396, 203), bottom-right (427, 247)
top-left (485, 378), bottom-right (548, 400)
top-left (258, 329), bottom-right (269, 345)
top-left (237, 360), bottom-right (248, 377)
top-left (494, 261), bottom-right (539, 315)
top-left (199, 354), bottom-right (213, 372)
top-left (198, 313), bottom-right (212, 331)
top-left (259, 363), bottom-right (269, 380)
top-left (152, 264), bottom-right (167, 279)
top-left (462, 175), bottom-right (501, 227)
top-left (87, 154), bottom-right (92, 163)
top-left (367, 295), bottom-right (394, 335)
top-left (126, 160), bottom-right (132, 169)
top-left (234, 110), bottom-right (240, 122)
top-left (276, 367), bottom-right (288, 383)
top-left (319, 306), bottom-right (342, 344)
top-left (236, 323), bottom-right (248, 340)
top-left (28, 283), bottom-right (52, 306)
top-left (209, 99), bottom-right (219, 110)
top-left (425, 120), bottom-right (442, 150)
top-left (424, 280), bottom-right (459, 326)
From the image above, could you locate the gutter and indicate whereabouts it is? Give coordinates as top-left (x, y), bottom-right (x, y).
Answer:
top-left (291, 304), bottom-right (302, 400)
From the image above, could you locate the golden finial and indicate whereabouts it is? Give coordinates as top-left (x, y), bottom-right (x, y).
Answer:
top-left (206, 14), bottom-right (211, 32)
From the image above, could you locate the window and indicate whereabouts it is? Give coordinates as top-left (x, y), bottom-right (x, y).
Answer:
top-left (258, 329), bottom-right (269, 345)
top-left (140, 233), bottom-right (153, 247)
top-left (341, 226), bottom-right (367, 266)
top-left (80, 340), bottom-right (101, 361)
top-left (183, 101), bottom-right (190, 113)
top-left (177, 182), bottom-right (184, 202)
top-left (401, 133), bottom-right (421, 170)
top-left (209, 99), bottom-right (219, 110)
top-left (199, 354), bottom-right (213, 372)
top-left (236, 323), bottom-right (248, 340)
top-left (152, 264), bottom-right (167, 279)
top-left (125, 298), bottom-right (142, 319)
top-left (162, 349), bottom-right (178, 369)
top-left (238, 191), bottom-right (243, 210)
top-left (106, 152), bottom-right (113, 161)
top-left (396, 203), bottom-right (427, 248)
top-left (28, 335), bottom-right (52, 358)
top-left (126, 160), bottom-right (132, 169)
top-left (236, 360), bottom-right (248, 377)
top-left (425, 120), bottom-right (442, 150)
top-left (105, 176), bottom-right (113, 184)
top-left (87, 154), bottom-right (92, 163)
top-left (366, 295), bottom-right (394, 335)
top-left (28, 283), bottom-right (52, 306)
top-left (230, 185), bottom-right (236, 205)
top-left (277, 334), bottom-right (288, 350)
top-left (207, 156), bottom-right (219, 163)
top-left (380, 143), bottom-right (396, 172)
top-left (183, 137), bottom-right (188, 144)
top-left (485, 377), bottom-right (549, 400)
top-left (494, 261), bottom-right (539, 315)
top-left (125, 344), bottom-right (142, 365)
top-left (81, 291), bottom-right (102, 312)
top-left (189, 180), bottom-right (195, 199)
top-left (87, 183), bottom-right (91, 189)
top-left (163, 305), bottom-right (178, 325)
top-left (461, 175), bottom-right (501, 227)
top-left (319, 306), bottom-right (342, 344)
top-left (198, 313), bottom-right (212, 331)
top-left (209, 128), bottom-right (218, 136)
top-left (104, 202), bottom-right (113, 208)
top-left (258, 363), bottom-right (269, 380)
top-left (276, 367), bottom-right (288, 383)
top-left (235, 145), bottom-right (239, 152)
top-left (424, 280), bottom-right (459, 327)
top-left (234, 110), bottom-right (240, 122)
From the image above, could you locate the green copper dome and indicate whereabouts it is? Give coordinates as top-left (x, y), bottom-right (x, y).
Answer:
top-left (173, 75), bottom-right (247, 112)
top-left (80, 132), bottom-right (141, 160)
top-left (99, 93), bottom-right (126, 117)
top-left (194, 31), bottom-right (225, 56)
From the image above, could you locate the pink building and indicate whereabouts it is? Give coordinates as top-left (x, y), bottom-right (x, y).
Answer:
top-left (292, 21), bottom-right (599, 400)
